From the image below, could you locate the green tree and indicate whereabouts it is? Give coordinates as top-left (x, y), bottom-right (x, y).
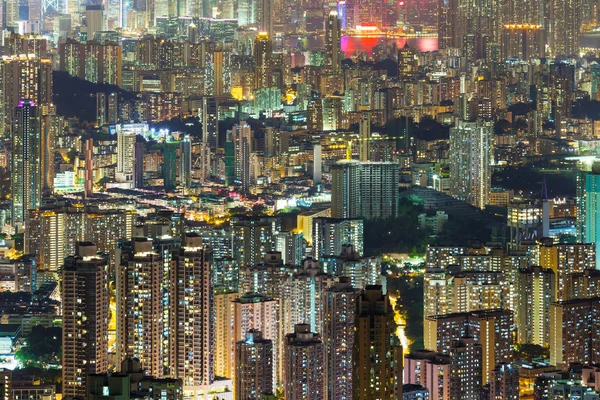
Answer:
top-left (514, 343), bottom-right (549, 362)
top-left (15, 326), bottom-right (62, 368)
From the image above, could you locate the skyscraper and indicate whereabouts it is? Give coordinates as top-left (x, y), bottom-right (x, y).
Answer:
top-left (163, 141), bottom-right (178, 191)
top-left (577, 165), bottom-right (600, 266)
top-left (449, 337), bottom-right (482, 400)
top-left (490, 363), bottom-right (520, 400)
top-left (12, 99), bottom-right (41, 228)
top-left (282, 259), bottom-right (334, 335)
top-left (179, 135), bottom-right (192, 191)
top-left (312, 217), bottom-right (364, 259)
top-left (232, 123), bottom-right (252, 192)
top-left (358, 113), bottom-right (370, 162)
top-left (284, 324), bottom-right (324, 400)
top-left (323, 277), bottom-right (360, 400)
top-left (169, 234), bottom-right (214, 394)
top-left (116, 238), bottom-right (164, 378)
top-left (235, 330), bottom-right (274, 400)
top-left (549, 297), bottom-right (600, 369)
top-left (424, 309), bottom-right (514, 385)
top-left (62, 243), bottom-right (109, 399)
top-left (353, 285), bottom-right (402, 400)
top-left (331, 161), bottom-right (399, 220)
top-left (516, 266), bottom-right (555, 346)
top-left (539, 241), bottom-right (596, 301)
top-left (116, 130), bottom-right (136, 184)
top-left (549, 0), bottom-right (582, 56)
top-left (325, 12), bottom-right (341, 72)
top-left (232, 292), bottom-right (279, 391)
top-left (254, 33), bottom-right (272, 89)
top-left (449, 120), bottom-right (492, 209)
top-left (0, 55), bottom-right (53, 135)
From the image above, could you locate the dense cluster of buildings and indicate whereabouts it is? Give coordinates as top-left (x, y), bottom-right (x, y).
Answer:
top-left (1, 0), bottom-right (600, 398)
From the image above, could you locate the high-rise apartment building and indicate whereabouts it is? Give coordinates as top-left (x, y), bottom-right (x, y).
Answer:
top-left (325, 12), bottom-right (341, 72)
top-left (284, 324), bottom-right (324, 400)
top-left (516, 266), bottom-right (555, 346)
top-left (116, 238), bottom-right (164, 378)
top-left (116, 130), bottom-right (137, 183)
top-left (549, 0), bottom-right (582, 56)
top-left (424, 309), bottom-right (513, 385)
top-left (214, 287), bottom-right (238, 380)
top-left (281, 259), bottom-right (334, 336)
top-left (449, 120), bottom-right (492, 209)
top-left (323, 277), bottom-right (360, 400)
top-left (62, 243), bottom-right (109, 399)
top-left (0, 55), bottom-right (52, 134)
top-left (59, 40), bottom-right (122, 86)
top-left (179, 135), bottom-right (192, 191)
top-left (169, 234), bottom-right (214, 395)
top-left (404, 350), bottom-right (451, 400)
top-left (231, 216), bottom-right (279, 267)
top-left (235, 330), bottom-right (274, 400)
top-left (449, 337), bottom-right (482, 400)
top-left (540, 241), bottom-right (596, 301)
top-left (254, 33), bottom-right (272, 89)
top-left (232, 292), bottom-right (279, 390)
top-left (577, 167), bottom-right (600, 266)
top-left (12, 99), bottom-right (41, 228)
top-left (232, 123), bottom-right (252, 192)
top-left (312, 217), bottom-right (364, 259)
top-left (549, 297), bottom-right (600, 369)
top-left (490, 363), bottom-right (520, 400)
top-left (353, 285), bottom-right (402, 400)
top-left (331, 161), bottom-right (399, 220)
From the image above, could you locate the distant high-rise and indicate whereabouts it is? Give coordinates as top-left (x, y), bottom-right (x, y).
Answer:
top-left (232, 123), bottom-right (252, 192)
top-left (179, 135), bottom-right (192, 191)
top-left (331, 161), bottom-right (399, 220)
top-left (437, 0), bottom-right (459, 50)
top-left (284, 324), bottom-right (324, 400)
top-left (254, 33), bottom-right (272, 89)
top-left (516, 266), bottom-right (555, 346)
top-left (169, 234), bottom-right (214, 393)
top-left (62, 243), bottom-right (109, 399)
top-left (577, 166), bottom-right (600, 266)
top-left (0, 55), bottom-right (53, 134)
top-left (353, 285), bottom-right (402, 400)
top-left (12, 99), bottom-right (42, 228)
top-left (163, 141), bottom-right (178, 191)
top-left (312, 217), bottom-right (364, 259)
top-left (358, 113), bottom-right (370, 162)
top-left (84, 138), bottom-right (94, 198)
top-left (235, 330), bottom-right (274, 400)
top-left (85, 5), bottom-right (105, 39)
top-left (539, 241), bottom-right (596, 301)
top-left (549, 0), bottom-right (582, 56)
top-left (323, 277), bottom-right (360, 400)
top-left (449, 120), bottom-right (492, 209)
top-left (116, 130), bottom-right (136, 183)
top-left (96, 92), bottom-right (106, 126)
top-left (282, 259), bottom-right (334, 335)
top-left (325, 12), bottom-right (341, 72)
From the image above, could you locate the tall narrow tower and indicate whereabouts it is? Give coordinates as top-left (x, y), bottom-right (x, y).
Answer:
top-left (62, 243), bottom-right (109, 399)
top-left (169, 234), bottom-right (214, 394)
top-left (12, 99), bottom-right (42, 228)
top-left (325, 12), bottom-right (342, 72)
